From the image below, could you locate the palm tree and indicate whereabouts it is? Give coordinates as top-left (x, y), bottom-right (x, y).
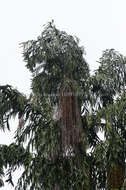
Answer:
top-left (92, 49), bottom-right (126, 189)
top-left (0, 22), bottom-right (126, 190)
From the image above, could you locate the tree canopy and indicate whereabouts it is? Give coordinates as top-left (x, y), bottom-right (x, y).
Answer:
top-left (0, 21), bottom-right (126, 190)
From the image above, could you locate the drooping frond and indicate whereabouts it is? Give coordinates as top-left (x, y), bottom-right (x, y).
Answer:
top-left (22, 22), bottom-right (89, 105)
top-left (0, 85), bottom-right (27, 130)
top-left (0, 143), bottom-right (32, 187)
top-left (92, 49), bottom-right (126, 108)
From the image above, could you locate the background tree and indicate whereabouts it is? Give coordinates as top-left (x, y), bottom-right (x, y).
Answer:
top-left (91, 49), bottom-right (126, 189)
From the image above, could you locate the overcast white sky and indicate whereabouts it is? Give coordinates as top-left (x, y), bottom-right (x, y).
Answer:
top-left (0, 0), bottom-right (126, 189)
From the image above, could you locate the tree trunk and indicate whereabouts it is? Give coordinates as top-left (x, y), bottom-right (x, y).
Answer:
top-left (107, 164), bottom-right (124, 190)
top-left (59, 78), bottom-right (83, 156)
top-left (53, 78), bottom-right (86, 190)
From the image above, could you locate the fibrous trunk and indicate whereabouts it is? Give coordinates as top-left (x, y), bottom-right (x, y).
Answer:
top-left (107, 164), bottom-right (124, 190)
top-left (58, 78), bottom-right (83, 156)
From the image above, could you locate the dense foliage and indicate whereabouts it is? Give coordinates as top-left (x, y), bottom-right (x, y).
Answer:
top-left (0, 21), bottom-right (126, 189)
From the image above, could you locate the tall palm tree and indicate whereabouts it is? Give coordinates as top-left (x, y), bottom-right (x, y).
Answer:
top-left (0, 22), bottom-right (126, 190)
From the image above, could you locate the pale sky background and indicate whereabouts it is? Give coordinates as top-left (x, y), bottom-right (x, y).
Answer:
top-left (0, 0), bottom-right (126, 189)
